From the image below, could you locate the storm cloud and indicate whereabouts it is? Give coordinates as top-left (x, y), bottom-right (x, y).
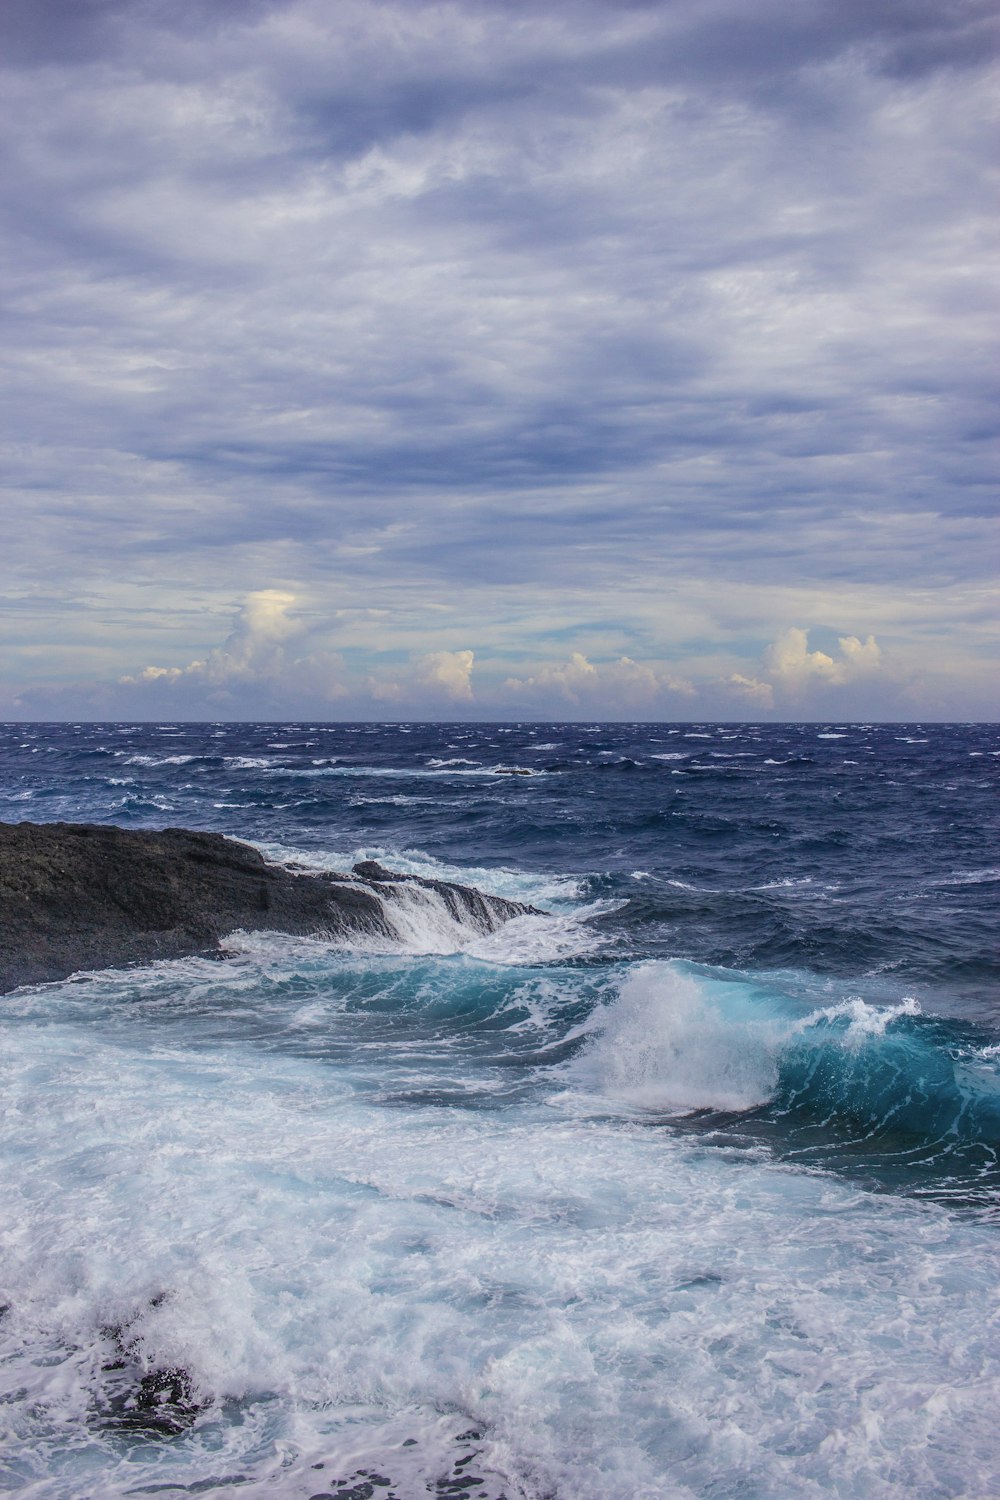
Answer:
top-left (1, 0), bottom-right (996, 719)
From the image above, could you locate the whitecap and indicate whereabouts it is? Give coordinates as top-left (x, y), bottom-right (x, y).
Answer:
top-left (122, 753), bottom-right (198, 766)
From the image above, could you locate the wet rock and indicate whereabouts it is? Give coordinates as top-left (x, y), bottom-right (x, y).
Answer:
top-left (104, 1365), bottom-right (204, 1437)
top-left (94, 1297), bottom-right (206, 1438)
top-left (0, 821), bottom-right (539, 993)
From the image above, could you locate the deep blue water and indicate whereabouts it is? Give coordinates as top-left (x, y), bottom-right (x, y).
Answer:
top-left (1, 721), bottom-right (998, 1499)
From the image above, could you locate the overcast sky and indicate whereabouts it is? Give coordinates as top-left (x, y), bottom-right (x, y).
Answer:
top-left (2, 0), bottom-right (997, 720)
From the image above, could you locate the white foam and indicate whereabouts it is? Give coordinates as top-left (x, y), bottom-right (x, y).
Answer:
top-left (749, 876), bottom-right (816, 891)
top-left (254, 840), bottom-right (585, 911)
top-left (274, 879), bottom-right (612, 967)
top-left (800, 994), bottom-right (922, 1041)
top-left (260, 764), bottom-right (525, 780)
top-left (564, 963), bottom-right (781, 1114)
top-left (121, 753), bottom-right (198, 766)
top-left (5, 992), bottom-right (1000, 1500)
top-left (929, 867), bottom-right (1000, 888)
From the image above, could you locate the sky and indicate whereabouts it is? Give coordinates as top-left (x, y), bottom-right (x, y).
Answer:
top-left (1, 0), bottom-right (997, 721)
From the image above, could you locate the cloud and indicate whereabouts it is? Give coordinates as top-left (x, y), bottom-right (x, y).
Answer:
top-left (118, 589), bottom-right (349, 706)
top-left (415, 649), bottom-right (475, 702)
top-left (367, 649), bottom-right (476, 706)
top-left (764, 627), bottom-right (882, 689)
top-left (121, 589), bottom-right (302, 688)
top-left (726, 673), bottom-right (775, 709)
top-left (131, 665), bottom-right (184, 683)
top-left (198, 589), bottom-right (303, 684)
top-left (838, 633), bottom-right (883, 674)
top-left (503, 653), bottom-right (694, 711)
top-left (504, 651), bottom-right (597, 704)
top-left (0, 1), bottom-right (996, 718)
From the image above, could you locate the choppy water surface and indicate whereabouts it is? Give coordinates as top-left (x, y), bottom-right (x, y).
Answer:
top-left (1, 722), bottom-right (998, 1499)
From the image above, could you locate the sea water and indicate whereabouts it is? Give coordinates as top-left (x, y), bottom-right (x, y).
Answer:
top-left (0, 722), bottom-right (998, 1498)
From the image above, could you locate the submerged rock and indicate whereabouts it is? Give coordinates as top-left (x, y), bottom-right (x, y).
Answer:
top-left (0, 821), bottom-right (539, 993)
top-left (95, 1298), bottom-right (206, 1438)
top-left (100, 1365), bottom-right (204, 1438)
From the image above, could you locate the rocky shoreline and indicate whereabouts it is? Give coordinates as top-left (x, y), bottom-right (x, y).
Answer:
top-left (0, 820), bottom-right (536, 993)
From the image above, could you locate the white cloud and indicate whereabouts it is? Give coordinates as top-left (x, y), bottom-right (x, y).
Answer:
top-left (198, 589), bottom-right (302, 684)
top-left (118, 589), bottom-right (350, 704)
top-left (363, 648), bottom-right (476, 706)
top-left (504, 651), bottom-right (597, 704)
top-left (838, 633), bottom-right (882, 673)
top-left (726, 673), bottom-right (775, 709)
top-left (764, 627), bottom-right (882, 690)
top-left (415, 649), bottom-right (475, 702)
top-left (121, 589), bottom-right (302, 688)
top-left (131, 664), bottom-right (183, 683)
top-left (503, 653), bottom-right (695, 710)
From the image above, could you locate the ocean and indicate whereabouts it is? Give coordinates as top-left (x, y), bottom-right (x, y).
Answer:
top-left (1, 720), bottom-right (998, 1500)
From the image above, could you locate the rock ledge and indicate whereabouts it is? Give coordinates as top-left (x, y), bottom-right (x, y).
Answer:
top-left (0, 821), bottom-right (536, 993)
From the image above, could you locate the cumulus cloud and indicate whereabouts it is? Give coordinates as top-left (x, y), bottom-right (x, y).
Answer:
top-left (119, 589), bottom-right (350, 706)
top-left (504, 652), bottom-right (597, 704)
top-left (198, 589), bottom-right (302, 684)
top-left (726, 673), bottom-right (775, 709)
top-left (838, 634), bottom-right (883, 674)
top-left (764, 627), bottom-right (882, 690)
top-left (503, 653), bottom-right (694, 711)
top-left (415, 649), bottom-right (476, 702)
top-left (367, 649), bottom-right (476, 706)
top-left (131, 665), bottom-right (184, 683)
top-left (121, 590), bottom-right (302, 688)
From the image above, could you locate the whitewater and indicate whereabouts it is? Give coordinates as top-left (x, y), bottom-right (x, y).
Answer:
top-left (1, 721), bottom-right (998, 1499)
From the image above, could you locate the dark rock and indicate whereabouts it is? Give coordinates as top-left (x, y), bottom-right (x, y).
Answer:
top-left (0, 821), bottom-right (540, 994)
top-left (93, 1297), bottom-right (206, 1438)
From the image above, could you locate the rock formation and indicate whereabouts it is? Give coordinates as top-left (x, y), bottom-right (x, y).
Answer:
top-left (0, 821), bottom-right (537, 993)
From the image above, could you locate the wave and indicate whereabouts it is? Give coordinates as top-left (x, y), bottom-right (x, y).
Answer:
top-left (563, 963), bottom-right (1000, 1178)
top-left (567, 964), bottom-right (781, 1114)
